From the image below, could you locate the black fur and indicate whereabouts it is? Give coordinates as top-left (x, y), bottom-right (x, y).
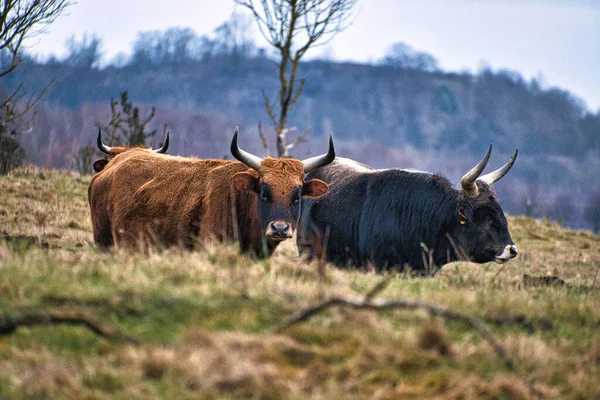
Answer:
top-left (298, 158), bottom-right (515, 272)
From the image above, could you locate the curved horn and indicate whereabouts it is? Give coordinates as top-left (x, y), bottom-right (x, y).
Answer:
top-left (460, 144), bottom-right (492, 197)
top-left (97, 127), bottom-right (112, 154)
top-left (230, 127), bottom-right (262, 171)
top-left (302, 134), bottom-right (336, 173)
top-left (479, 148), bottom-right (518, 185)
top-left (153, 131), bottom-right (170, 154)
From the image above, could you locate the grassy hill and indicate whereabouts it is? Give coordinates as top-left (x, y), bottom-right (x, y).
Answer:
top-left (0, 167), bottom-right (599, 399)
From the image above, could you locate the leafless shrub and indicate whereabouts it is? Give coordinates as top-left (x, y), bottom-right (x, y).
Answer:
top-left (1, 0), bottom-right (72, 174)
top-left (73, 144), bottom-right (97, 175)
top-left (236, 0), bottom-right (358, 156)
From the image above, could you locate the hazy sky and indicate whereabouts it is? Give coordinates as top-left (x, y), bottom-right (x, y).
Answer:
top-left (25, 0), bottom-right (600, 111)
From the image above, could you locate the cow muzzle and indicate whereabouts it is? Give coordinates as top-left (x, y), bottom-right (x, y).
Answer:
top-left (494, 244), bottom-right (518, 264)
top-left (265, 221), bottom-right (293, 242)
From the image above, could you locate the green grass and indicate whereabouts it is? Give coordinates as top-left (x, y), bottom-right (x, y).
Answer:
top-left (0, 166), bottom-right (599, 399)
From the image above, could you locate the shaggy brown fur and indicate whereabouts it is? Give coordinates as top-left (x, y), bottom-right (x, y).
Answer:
top-left (88, 150), bottom-right (328, 255)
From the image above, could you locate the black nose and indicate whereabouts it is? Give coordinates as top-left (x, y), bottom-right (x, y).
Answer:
top-left (267, 221), bottom-right (292, 239)
top-left (509, 244), bottom-right (518, 257)
top-left (272, 221), bottom-right (290, 235)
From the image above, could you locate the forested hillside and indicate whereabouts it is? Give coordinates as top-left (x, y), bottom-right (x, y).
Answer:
top-left (3, 22), bottom-right (600, 229)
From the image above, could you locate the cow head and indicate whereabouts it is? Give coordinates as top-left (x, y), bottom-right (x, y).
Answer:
top-left (231, 128), bottom-right (334, 244)
top-left (453, 145), bottom-right (519, 264)
top-left (94, 127), bottom-right (170, 172)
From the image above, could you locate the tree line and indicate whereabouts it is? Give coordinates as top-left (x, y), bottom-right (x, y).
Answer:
top-left (1, 2), bottom-right (599, 231)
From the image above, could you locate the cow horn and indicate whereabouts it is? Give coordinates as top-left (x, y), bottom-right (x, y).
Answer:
top-left (153, 131), bottom-right (170, 154)
top-left (302, 134), bottom-right (336, 173)
top-left (460, 144), bottom-right (492, 197)
top-left (97, 127), bottom-right (112, 154)
top-left (231, 127), bottom-right (262, 171)
top-left (479, 148), bottom-right (518, 185)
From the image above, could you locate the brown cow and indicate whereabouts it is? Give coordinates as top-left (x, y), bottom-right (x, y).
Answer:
top-left (88, 128), bottom-right (335, 256)
top-left (92, 127), bottom-right (170, 173)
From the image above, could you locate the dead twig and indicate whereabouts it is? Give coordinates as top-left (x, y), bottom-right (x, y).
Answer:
top-left (284, 127), bottom-right (310, 151)
top-left (276, 295), bottom-right (541, 398)
top-left (363, 277), bottom-right (390, 303)
top-left (257, 121), bottom-right (271, 156)
top-left (0, 309), bottom-right (139, 345)
top-left (487, 262), bottom-right (508, 288)
top-left (420, 242), bottom-right (434, 276)
top-left (445, 233), bottom-right (469, 262)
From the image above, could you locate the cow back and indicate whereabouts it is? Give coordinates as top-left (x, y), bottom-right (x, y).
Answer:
top-left (300, 159), bottom-right (458, 270)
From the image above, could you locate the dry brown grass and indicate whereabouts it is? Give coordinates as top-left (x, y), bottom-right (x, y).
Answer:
top-left (0, 169), bottom-right (599, 399)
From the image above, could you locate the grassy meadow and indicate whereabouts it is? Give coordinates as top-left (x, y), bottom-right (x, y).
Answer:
top-left (0, 167), bottom-right (599, 399)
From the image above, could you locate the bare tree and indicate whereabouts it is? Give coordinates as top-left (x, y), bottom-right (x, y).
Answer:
top-left (212, 12), bottom-right (256, 62)
top-left (131, 28), bottom-right (197, 66)
top-left (0, 82), bottom-right (53, 173)
top-left (235, 0), bottom-right (358, 157)
top-left (0, 0), bottom-right (72, 78)
top-left (0, 0), bottom-right (72, 174)
top-left (73, 143), bottom-right (96, 175)
top-left (0, 127), bottom-right (24, 174)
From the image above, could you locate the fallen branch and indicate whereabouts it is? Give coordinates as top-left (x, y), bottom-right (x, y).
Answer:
top-left (277, 295), bottom-right (541, 398)
top-left (257, 121), bottom-right (271, 156)
top-left (0, 310), bottom-right (139, 345)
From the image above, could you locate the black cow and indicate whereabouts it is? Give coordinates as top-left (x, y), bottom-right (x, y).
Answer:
top-left (297, 145), bottom-right (518, 272)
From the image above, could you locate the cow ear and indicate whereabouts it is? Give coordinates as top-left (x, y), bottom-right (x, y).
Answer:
top-left (233, 171), bottom-right (259, 193)
top-left (458, 208), bottom-right (468, 225)
top-left (302, 179), bottom-right (328, 198)
top-left (93, 159), bottom-right (109, 173)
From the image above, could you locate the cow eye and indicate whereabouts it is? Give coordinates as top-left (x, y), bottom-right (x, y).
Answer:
top-left (291, 188), bottom-right (301, 205)
top-left (260, 185), bottom-right (271, 203)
